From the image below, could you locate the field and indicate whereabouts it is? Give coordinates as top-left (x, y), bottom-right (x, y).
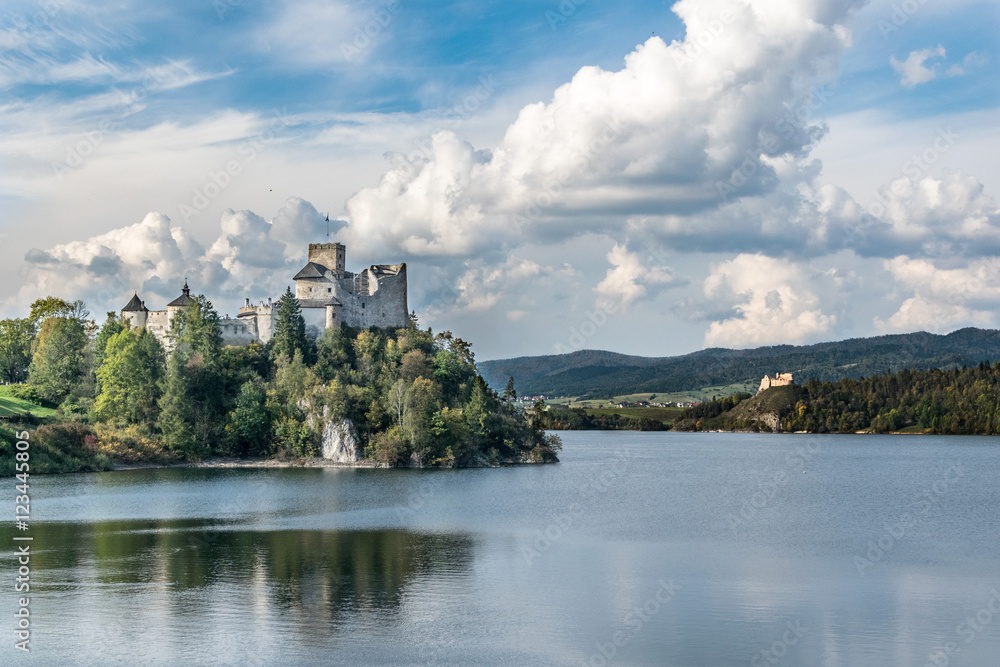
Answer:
top-left (582, 407), bottom-right (685, 424)
top-left (548, 380), bottom-right (758, 408)
top-left (0, 386), bottom-right (58, 419)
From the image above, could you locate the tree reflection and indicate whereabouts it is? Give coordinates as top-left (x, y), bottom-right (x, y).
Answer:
top-left (2, 521), bottom-right (474, 635)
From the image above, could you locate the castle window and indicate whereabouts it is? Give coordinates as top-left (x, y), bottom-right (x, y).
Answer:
top-left (328, 288), bottom-right (331, 293)
top-left (362, 302), bottom-right (365, 309)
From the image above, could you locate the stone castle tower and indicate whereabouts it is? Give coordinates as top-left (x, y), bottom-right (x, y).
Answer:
top-left (758, 372), bottom-right (794, 393)
top-left (122, 241), bottom-right (407, 347)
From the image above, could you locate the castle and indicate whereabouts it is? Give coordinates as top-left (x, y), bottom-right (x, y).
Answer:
top-left (122, 242), bottom-right (407, 348)
top-left (758, 373), bottom-right (794, 392)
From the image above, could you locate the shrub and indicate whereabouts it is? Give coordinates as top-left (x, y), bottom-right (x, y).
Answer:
top-left (8, 384), bottom-right (43, 404)
top-left (92, 424), bottom-right (176, 464)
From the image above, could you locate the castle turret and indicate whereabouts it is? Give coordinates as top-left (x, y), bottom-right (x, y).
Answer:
top-left (121, 292), bottom-right (148, 329)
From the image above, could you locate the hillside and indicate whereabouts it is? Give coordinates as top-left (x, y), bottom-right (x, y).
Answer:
top-left (478, 328), bottom-right (1000, 398)
top-left (675, 362), bottom-right (1000, 435)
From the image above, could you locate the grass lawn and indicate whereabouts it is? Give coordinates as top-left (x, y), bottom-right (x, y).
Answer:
top-left (0, 386), bottom-right (58, 419)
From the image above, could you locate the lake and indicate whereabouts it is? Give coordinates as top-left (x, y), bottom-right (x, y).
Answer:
top-left (3, 431), bottom-right (1000, 666)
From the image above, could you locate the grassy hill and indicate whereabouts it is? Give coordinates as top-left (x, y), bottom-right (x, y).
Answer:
top-left (0, 386), bottom-right (57, 420)
top-left (479, 328), bottom-right (1000, 398)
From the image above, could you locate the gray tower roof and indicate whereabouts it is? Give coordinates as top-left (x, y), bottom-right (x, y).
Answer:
top-left (122, 293), bottom-right (147, 312)
top-left (293, 262), bottom-right (328, 280)
top-left (167, 282), bottom-right (193, 308)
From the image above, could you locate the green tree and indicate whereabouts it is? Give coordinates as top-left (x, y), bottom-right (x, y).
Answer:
top-left (157, 296), bottom-right (224, 459)
top-left (94, 329), bottom-right (165, 426)
top-left (0, 318), bottom-right (36, 383)
top-left (314, 324), bottom-right (351, 382)
top-left (271, 287), bottom-right (310, 363)
top-left (29, 296), bottom-right (74, 325)
top-left (168, 295), bottom-right (222, 362)
top-left (93, 313), bottom-right (126, 368)
top-left (28, 317), bottom-right (88, 402)
top-left (227, 378), bottom-right (271, 457)
top-left (158, 351), bottom-right (199, 457)
top-left (503, 376), bottom-right (517, 402)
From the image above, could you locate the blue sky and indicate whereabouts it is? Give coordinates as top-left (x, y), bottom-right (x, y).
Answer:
top-left (1, 0), bottom-right (998, 360)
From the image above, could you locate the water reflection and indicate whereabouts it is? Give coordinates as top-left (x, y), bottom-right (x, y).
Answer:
top-left (8, 520), bottom-right (474, 640)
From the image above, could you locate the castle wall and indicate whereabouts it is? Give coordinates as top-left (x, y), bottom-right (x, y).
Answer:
top-left (759, 373), bottom-right (794, 393)
top-left (145, 311), bottom-right (171, 343)
top-left (334, 265), bottom-right (407, 329)
top-left (123, 310), bottom-right (147, 330)
top-left (220, 318), bottom-right (258, 346)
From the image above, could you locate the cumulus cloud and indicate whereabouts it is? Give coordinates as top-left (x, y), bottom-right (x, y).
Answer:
top-left (341, 0), bottom-right (862, 259)
top-left (856, 170), bottom-right (1000, 257)
top-left (18, 197), bottom-right (325, 315)
top-left (703, 254), bottom-right (838, 347)
top-left (448, 255), bottom-right (576, 314)
top-left (595, 244), bottom-right (678, 308)
top-left (890, 46), bottom-right (946, 87)
top-left (875, 256), bottom-right (1000, 333)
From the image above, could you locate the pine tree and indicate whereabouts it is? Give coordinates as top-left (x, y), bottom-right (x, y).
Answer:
top-left (272, 287), bottom-right (310, 363)
top-left (157, 295), bottom-right (223, 459)
top-left (159, 351), bottom-right (199, 457)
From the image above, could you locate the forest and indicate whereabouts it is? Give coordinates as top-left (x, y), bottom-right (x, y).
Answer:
top-left (679, 363), bottom-right (1000, 434)
top-left (0, 292), bottom-right (560, 474)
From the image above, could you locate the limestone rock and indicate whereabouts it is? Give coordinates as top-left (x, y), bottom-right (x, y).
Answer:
top-left (321, 419), bottom-right (360, 462)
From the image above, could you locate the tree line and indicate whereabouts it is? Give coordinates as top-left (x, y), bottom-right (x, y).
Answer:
top-left (679, 363), bottom-right (1000, 434)
top-left (0, 289), bottom-right (560, 469)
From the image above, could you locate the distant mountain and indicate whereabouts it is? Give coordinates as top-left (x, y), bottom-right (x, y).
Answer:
top-left (478, 328), bottom-right (1000, 398)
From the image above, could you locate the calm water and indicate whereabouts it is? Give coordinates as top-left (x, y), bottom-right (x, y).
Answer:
top-left (3, 431), bottom-right (1000, 666)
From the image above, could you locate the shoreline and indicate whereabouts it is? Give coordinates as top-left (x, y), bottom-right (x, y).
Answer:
top-left (113, 457), bottom-right (390, 471)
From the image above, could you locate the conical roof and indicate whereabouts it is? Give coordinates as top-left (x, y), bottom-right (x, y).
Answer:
top-left (122, 292), bottom-right (147, 312)
top-left (167, 282), bottom-right (193, 307)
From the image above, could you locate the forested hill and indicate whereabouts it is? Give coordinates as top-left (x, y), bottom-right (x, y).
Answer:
top-left (478, 328), bottom-right (1000, 398)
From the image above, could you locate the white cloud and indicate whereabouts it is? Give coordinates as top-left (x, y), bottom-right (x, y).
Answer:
top-left (703, 254), bottom-right (838, 347)
top-left (875, 256), bottom-right (1000, 333)
top-left (17, 198), bottom-right (325, 315)
top-left (860, 170), bottom-right (1000, 257)
top-left (341, 0), bottom-right (863, 259)
top-left (890, 46), bottom-right (946, 88)
top-left (595, 244), bottom-right (677, 308)
top-left (946, 51), bottom-right (989, 78)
